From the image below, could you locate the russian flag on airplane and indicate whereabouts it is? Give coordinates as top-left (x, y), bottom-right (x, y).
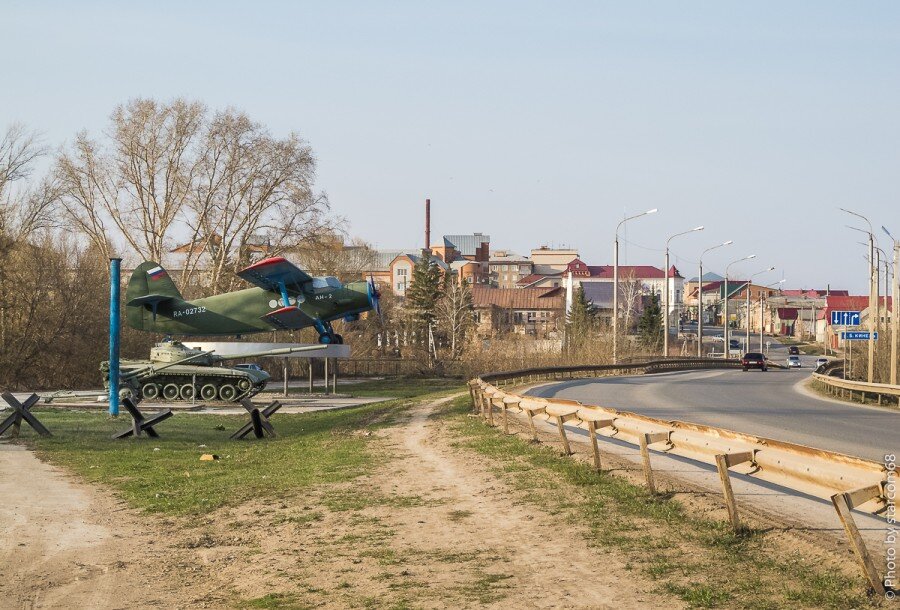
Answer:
top-left (147, 266), bottom-right (166, 281)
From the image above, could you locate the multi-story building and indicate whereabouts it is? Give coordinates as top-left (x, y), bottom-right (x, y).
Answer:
top-left (530, 247), bottom-right (579, 275)
top-left (489, 251), bottom-right (533, 288)
top-left (471, 286), bottom-right (564, 336)
top-left (431, 233), bottom-right (491, 286)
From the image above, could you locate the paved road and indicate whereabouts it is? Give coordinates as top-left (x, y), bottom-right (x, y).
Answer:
top-left (529, 352), bottom-right (898, 461)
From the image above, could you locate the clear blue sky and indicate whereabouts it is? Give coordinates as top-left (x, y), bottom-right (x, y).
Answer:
top-left (3, 1), bottom-right (898, 292)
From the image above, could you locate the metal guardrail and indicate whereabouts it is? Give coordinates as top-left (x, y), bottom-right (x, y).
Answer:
top-left (468, 360), bottom-right (892, 594)
top-left (812, 372), bottom-right (900, 407)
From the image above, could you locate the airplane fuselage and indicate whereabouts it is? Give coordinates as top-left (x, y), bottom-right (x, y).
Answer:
top-left (132, 283), bottom-right (371, 336)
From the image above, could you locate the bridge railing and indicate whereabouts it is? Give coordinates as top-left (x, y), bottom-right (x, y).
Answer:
top-left (811, 372), bottom-right (900, 408)
top-left (468, 362), bottom-right (891, 594)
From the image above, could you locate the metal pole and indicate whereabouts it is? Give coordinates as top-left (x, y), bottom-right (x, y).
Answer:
top-left (759, 291), bottom-right (764, 351)
top-left (613, 236), bottom-right (619, 363)
top-left (745, 284), bottom-right (750, 351)
top-left (891, 237), bottom-right (899, 385)
top-left (108, 258), bottom-right (121, 416)
top-left (283, 358), bottom-right (288, 397)
top-left (663, 247), bottom-right (669, 356)
top-left (869, 233), bottom-right (876, 382)
top-left (309, 359), bottom-right (313, 393)
top-left (697, 260), bottom-right (703, 357)
top-left (324, 357), bottom-right (329, 395)
top-left (724, 276), bottom-right (729, 358)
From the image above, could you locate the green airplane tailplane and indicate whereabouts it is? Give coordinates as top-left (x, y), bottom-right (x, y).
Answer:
top-left (125, 261), bottom-right (186, 331)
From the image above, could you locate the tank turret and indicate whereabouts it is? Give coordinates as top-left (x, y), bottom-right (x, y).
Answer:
top-left (101, 340), bottom-right (325, 403)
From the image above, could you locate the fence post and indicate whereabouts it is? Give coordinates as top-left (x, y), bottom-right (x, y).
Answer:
top-left (640, 432), bottom-right (671, 494)
top-left (831, 485), bottom-right (886, 595)
top-left (714, 451), bottom-right (755, 532)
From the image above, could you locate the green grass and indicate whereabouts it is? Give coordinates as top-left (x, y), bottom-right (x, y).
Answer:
top-left (18, 398), bottom-right (414, 516)
top-left (439, 395), bottom-right (875, 609)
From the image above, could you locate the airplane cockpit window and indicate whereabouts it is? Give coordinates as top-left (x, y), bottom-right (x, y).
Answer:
top-left (311, 276), bottom-right (343, 291)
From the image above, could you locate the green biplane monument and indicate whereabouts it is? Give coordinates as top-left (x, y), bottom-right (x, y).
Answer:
top-left (126, 257), bottom-right (380, 344)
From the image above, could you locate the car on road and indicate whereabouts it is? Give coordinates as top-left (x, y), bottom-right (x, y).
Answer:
top-left (788, 346), bottom-right (800, 355)
top-left (815, 357), bottom-right (829, 369)
top-left (741, 352), bottom-right (768, 372)
top-left (234, 363), bottom-right (264, 372)
top-left (787, 355), bottom-right (802, 368)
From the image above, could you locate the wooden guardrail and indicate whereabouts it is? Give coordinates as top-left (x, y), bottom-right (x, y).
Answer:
top-left (469, 361), bottom-right (893, 595)
top-left (812, 372), bottom-right (900, 408)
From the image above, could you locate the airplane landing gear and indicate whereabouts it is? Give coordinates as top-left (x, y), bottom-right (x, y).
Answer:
top-left (315, 321), bottom-right (343, 344)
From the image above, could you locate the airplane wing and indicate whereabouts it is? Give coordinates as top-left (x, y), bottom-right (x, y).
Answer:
top-left (238, 257), bottom-right (312, 292)
top-left (263, 306), bottom-right (317, 330)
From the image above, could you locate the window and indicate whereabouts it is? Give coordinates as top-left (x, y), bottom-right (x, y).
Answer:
top-left (396, 282), bottom-right (403, 291)
top-left (466, 276), bottom-right (473, 283)
top-left (502, 264), bottom-right (509, 271)
top-left (520, 265), bottom-right (529, 274)
top-left (397, 268), bottom-right (407, 276)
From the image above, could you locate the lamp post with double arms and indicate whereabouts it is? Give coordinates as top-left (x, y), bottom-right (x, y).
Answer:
top-left (841, 208), bottom-right (876, 383)
top-left (724, 255), bottom-right (756, 358)
top-left (745, 266), bottom-right (775, 350)
top-left (663, 226), bottom-right (704, 357)
top-left (613, 208), bottom-right (658, 363)
top-left (696, 241), bottom-right (732, 357)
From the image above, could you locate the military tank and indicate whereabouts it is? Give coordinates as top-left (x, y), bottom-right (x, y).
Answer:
top-left (101, 340), bottom-right (325, 403)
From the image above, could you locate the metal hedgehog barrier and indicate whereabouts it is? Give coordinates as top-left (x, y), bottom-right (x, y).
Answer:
top-left (468, 360), bottom-right (892, 596)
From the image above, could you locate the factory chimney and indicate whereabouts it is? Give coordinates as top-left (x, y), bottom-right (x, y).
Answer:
top-left (425, 198), bottom-right (431, 252)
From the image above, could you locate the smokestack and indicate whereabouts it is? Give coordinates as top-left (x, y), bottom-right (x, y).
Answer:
top-left (425, 198), bottom-right (431, 251)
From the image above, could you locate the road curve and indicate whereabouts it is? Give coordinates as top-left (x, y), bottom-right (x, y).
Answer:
top-left (528, 366), bottom-right (898, 462)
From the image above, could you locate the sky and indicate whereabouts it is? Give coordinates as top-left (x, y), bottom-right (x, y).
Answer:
top-left (2, 1), bottom-right (899, 293)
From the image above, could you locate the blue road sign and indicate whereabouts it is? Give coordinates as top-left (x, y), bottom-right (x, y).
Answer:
top-left (831, 310), bottom-right (861, 326)
top-left (841, 331), bottom-right (877, 341)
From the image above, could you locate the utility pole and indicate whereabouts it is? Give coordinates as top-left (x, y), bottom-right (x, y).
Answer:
top-left (725, 255), bottom-right (756, 358)
top-left (697, 240), bottom-right (733, 357)
top-left (664, 225), bottom-right (703, 357)
top-left (883, 226), bottom-right (899, 386)
top-left (842, 208), bottom-right (876, 383)
top-left (746, 266), bottom-right (775, 352)
top-left (613, 208), bottom-right (657, 363)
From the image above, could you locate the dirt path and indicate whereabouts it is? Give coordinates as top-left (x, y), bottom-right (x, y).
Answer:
top-left (368, 398), bottom-right (678, 608)
top-left (0, 442), bottom-right (221, 609)
top-left (0, 398), bottom-right (682, 609)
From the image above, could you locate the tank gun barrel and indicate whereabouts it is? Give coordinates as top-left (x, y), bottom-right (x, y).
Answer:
top-left (215, 344), bottom-right (328, 360)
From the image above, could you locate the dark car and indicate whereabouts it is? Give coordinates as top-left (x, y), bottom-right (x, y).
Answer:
top-left (741, 352), bottom-right (768, 372)
top-left (788, 346), bottom-right (800, 355)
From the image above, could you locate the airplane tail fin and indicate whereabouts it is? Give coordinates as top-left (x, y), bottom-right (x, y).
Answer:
top-left (125, 262), bottom-right (184, 330)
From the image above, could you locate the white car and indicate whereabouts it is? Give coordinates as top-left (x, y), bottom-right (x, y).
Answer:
top-left (815, 357), bottom-right (829, 369)
top-left (786, 355), bottom-right (802, 369)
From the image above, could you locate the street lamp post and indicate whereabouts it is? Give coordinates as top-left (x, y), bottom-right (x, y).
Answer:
top-left (884, 226), bottom-right (899, 386)
top-left (745, 266), bottom-right (775, 350)
top-left (724, 255), bottom-right (756, 358)
top-left (760, 279), bottom-right (786, 352)
top-left (841, 208), bottom-right (876, 383)
top-left (697, 240), bottom-right (733, 357)
top-left (613, 208), bottom-right (657, 363)
top-left (663, 226), bottom-right (704, 357)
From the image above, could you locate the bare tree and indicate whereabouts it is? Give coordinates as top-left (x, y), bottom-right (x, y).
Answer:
top-left (436, 279), bottom-right (474, 359)
top-left (57, 101), bottom-right (336, 292)
top-left (0, 123), bottom-right (58, 245)
top-left (619, 271), bottom-right (643, 333)
top-left (180, 108), bottom-right (335, 292)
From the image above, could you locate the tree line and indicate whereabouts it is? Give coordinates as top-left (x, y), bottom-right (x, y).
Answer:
top-left (0, 98), bottom-right (337, 389)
